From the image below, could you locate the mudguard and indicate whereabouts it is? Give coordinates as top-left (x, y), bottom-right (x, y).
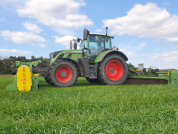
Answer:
top-left (60, 58), bottom-right (83, 77)
top-left (94, 50), bottom-right (128, 63)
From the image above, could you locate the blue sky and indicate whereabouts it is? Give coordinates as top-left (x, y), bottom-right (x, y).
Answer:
top-left (0, 0), bottom-right (178, 69)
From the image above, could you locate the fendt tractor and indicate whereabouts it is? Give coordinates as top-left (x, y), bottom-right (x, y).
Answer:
top-left (44, 27), bottom-right (129, 87)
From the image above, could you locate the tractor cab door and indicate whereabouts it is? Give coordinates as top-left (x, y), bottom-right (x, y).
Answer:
top-left (88, 35), bottom-right (111, 62)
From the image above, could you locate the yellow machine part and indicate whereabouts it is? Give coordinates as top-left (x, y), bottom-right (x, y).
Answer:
top-left (17, 65), bottom-right (32, 91)
top-left (34, 73), bottom-right (40, 76)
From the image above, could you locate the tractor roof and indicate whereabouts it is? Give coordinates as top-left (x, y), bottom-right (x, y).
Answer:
top-left (89, 33), bottom-right (114, 38)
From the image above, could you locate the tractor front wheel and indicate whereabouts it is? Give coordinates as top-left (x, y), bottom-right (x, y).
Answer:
top-left (44, 72), bottom-right (51, 84)
top-left (48, 60), bottom-right (78, 87)
top-left (98, 54), bottom-right (128, 85)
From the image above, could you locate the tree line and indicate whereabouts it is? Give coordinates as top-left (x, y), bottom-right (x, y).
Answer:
top-left (0, 56), bottom-right (50, 74)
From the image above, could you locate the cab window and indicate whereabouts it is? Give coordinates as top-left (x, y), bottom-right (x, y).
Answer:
top-left (105, 37), bottom-right (111, 49)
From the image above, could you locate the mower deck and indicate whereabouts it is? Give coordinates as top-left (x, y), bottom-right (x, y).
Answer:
top-left (124, 78), bottom-right (168, 85)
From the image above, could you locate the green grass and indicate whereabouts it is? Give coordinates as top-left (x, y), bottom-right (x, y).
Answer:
top-left (0, 76), bottom-right (178, 133)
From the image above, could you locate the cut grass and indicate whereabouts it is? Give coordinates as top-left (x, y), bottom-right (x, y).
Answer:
top-left (0, 76), bottom-right (178, 133)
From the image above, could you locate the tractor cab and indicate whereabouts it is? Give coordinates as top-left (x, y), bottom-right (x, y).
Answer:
top-left (81, 28), bottom-right (114, 62)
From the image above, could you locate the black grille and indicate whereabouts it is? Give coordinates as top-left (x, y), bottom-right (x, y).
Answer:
top-left (67, 54), bottom-right (72, 58)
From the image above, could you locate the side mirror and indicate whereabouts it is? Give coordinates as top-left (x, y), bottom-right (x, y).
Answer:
top-left (70, 41), bottom-right (72, 49)
top-left (83, 29), bottom-right (89, 40)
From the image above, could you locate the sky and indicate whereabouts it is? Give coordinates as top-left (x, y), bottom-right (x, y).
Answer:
top-left (0, 0), bottom-right (178, 69)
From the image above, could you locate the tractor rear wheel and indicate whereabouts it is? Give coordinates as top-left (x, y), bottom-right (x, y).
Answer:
top-left (48, 60), bottom-right (78, 87)
top-left (86, 78), bottom-right (100, 83)
top-left (98, 54), bottom-right (128, 85)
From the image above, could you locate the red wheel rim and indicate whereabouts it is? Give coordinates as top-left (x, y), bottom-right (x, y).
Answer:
top-left (56, 66), bottom-right (72, 83)
top-left (106, 60), bottom-right (124, 81)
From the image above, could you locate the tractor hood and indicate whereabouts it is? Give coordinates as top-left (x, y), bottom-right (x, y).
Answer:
top-left (50, 49), bottom-right (83, 65)
top-left (49, 51), bottom-right (63, 59)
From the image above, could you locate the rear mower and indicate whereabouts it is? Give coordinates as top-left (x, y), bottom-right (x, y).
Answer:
top-left (125, 63), bottom-right (178, 85)
top-left (45, 27), bottom-right (128, 87)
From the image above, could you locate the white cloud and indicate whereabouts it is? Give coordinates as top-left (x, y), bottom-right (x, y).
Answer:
top-left (167, 38), bottom-right (178, 43)
top-left (163, 48), bottom-right (168, 50)
top-left (23, 22), bottom-right (42, 33)
top-left (155, 48), bottom-right (161, 51)
top-left (16, 0), bottom-right (93, 29)
top-left (103, 3), bottom-right (178, 44)
top-left (52, 27), bottom-right (75, 35)
top-left (0, 49), bottom-right (32, 54)
top-left (96, 29), bottom-right (102, 33)
top-left (133, 42), bottom-right (146, 50)
top-left (0, 30), bottom-right (45, 44)
top-left (39, 44), bottom-right (46, 48)
top-left (143, 51), bottom-right (178, 61)
top-left (0, 17), bottom-right (13, 24)
top-left (120, 48), bottom-right (137, 57)
top-left (163, 2), bottom-right (170, 6)
top-left (55, 35), bottom-right (76, 46)
top-left (0, 0), bottom-right (28, 10)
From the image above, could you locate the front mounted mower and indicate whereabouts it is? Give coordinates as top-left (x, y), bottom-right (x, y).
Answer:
top-left (6, 61), bottom-right (40, 91)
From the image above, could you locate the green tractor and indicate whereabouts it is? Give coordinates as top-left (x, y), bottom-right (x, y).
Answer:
top-left (45, 27), bottom-right (128, 87)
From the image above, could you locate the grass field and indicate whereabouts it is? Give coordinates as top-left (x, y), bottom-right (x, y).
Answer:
top-left (0, 76), bottom-right (178, 133)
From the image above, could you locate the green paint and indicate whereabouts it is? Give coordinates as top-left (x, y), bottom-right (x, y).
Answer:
top-left (170, 70), bottom-right (178, 85)
top-left (32, 75), bottom-right (39, 90)
top-left (51, 49), bottom-right (83, 64)
top-left (6, 75), bottom-right (18, 91)
top-left (13, 61), bottom-right (39, 68)
top-left (128, 75), bottom-right (168, 80)
top-left (93, 50), bottom-right (110, 63)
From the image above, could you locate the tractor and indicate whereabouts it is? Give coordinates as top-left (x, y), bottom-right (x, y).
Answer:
top-left (44, 27), bottom-right (128, 87)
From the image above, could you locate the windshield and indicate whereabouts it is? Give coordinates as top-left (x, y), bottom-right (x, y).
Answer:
top-left (88, 35), bottom-right (111, 62)
top-left (89, 36), bottom-right (111, 52)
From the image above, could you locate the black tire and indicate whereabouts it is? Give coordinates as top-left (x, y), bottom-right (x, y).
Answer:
top-left (98, 54), bottom-right (128, 85)
top-left (86, 78), bottom-right (100, 83)
top-left (48, 60), bottom-right (78, 87)
top-left (44, 72), bottom-right (51, 84)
